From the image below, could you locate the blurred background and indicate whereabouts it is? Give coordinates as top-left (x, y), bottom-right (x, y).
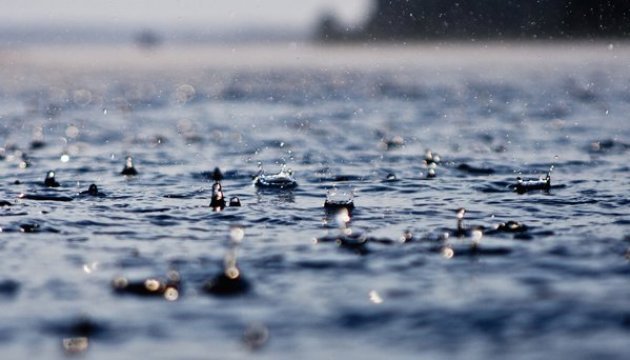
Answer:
top-left (0, 0), bottom-right (370, 45)
top-left (1, 0), bottom-right (628, 46)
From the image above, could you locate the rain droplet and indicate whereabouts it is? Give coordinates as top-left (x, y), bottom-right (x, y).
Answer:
top-left (471, 228), bottom-right (483, 244)
top-left (225, 266), bottom-right (240, 280)
top-left (369, 290), bottom-right (383, 304)
top-left (82, 262), bottom-right (99, 274)
top-left (144, 278), bottom-right (161, 292)
top-left (164, 287), bottom-right (179, 301)
top-left (62, 337), bottom-right (89, 354)
top-left (230, 226), bottom-right (245, 244)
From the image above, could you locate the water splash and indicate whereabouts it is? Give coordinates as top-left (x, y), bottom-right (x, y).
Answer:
top-left (44, 170), bottom-right (60, 187)
top-left (203, 226), bottom-right (250, 296)
top-left (254, 163), bottom-right (298, 189)
top-left (324, 187), bottom-right (355, 212)
top-left (514, 169), bottom-right (551, 194)
top-left (210, 182), bottom-right (226, 211)
top-left (120, 156), bottom-right (138, 176)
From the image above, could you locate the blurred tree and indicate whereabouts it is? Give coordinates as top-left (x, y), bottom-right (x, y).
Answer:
top-left (317, 0), bottom-right (630, 41)
top-left (562, 0), bottom-right (630, 37)
top-left (135, 29), bottom-right (163, 49)
top-left (316, 11), bottom-right (344, 41)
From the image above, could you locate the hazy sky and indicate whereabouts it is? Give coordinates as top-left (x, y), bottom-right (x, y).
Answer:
top-left (0, 0), bottom-right (371, 29)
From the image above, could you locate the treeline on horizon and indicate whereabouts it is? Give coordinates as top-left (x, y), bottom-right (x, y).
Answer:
top-left (317, 0), bottom-right (630, 41)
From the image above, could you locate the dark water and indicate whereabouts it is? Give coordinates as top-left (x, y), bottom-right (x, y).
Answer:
top-left (1, 44), bottom-right (629, 359)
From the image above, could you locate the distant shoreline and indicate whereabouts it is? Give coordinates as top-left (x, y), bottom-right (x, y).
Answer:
top-left (1, 41), bottom-right (628, 80)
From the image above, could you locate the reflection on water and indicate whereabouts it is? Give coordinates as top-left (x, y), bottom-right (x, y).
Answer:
top-left (0, 44), bottom-right (629, 359)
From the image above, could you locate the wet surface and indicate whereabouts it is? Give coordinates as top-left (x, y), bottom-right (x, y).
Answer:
top-left (0, 44), bottom-right (629, 359)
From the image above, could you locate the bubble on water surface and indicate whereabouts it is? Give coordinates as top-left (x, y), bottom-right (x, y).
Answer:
top-left (72, 89), bottom-right (93, 106)
top-left (174, 84), bottom-right (196, 104)
top-left (242, 323), bottom-right (269, 351)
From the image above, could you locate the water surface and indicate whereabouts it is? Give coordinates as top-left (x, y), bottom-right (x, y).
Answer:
top-left (0, 43), bottom-right (629, 359)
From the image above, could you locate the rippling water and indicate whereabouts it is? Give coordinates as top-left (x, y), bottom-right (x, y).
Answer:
top-left (1, 43), bottom-right (629, 359)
